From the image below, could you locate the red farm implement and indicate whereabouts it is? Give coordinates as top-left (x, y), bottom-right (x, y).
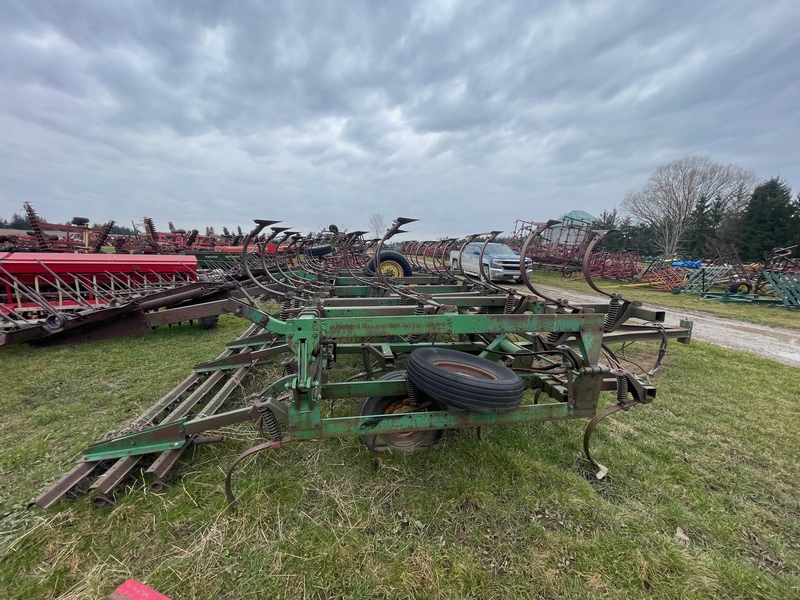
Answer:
top-left (588, 251), bottom-right (642, 281)
top-left (0, 252), bottom-right (237, 346)
top-left (0, 202), bottom-right (115, 253)
top-left (512, 218), bottom-right (594, 275)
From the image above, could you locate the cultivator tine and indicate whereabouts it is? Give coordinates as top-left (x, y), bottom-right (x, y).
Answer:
top-left (582, 404), bottom-right (626, 480)
top-left (581, 230), bottom-right (615, 298)
top-left (519, 220), bottom-right (570, 305)
top-left (224, 437), bottom-right (290, 507)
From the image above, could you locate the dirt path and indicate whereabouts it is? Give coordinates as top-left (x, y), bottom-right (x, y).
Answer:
top-left (517, 283), bottom-right (800, 369)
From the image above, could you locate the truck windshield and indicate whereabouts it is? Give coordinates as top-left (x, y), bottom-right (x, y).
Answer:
top-left (482, 244), bottom-right (515, 254)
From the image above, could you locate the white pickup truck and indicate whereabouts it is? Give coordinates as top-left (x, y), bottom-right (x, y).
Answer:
top-left (450, 242), bottom-right (533, 283)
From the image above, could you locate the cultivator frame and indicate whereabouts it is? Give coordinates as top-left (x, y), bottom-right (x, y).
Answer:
top-left (34, 217), bottom-right (693, 508)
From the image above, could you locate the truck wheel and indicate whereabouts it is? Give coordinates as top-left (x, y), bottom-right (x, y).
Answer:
top-left (407, 348), bottom-right (524, 413)
top-left (366, 251), bottom-right (413, 277)
top-left (358, 371), bottom-right (443, 453)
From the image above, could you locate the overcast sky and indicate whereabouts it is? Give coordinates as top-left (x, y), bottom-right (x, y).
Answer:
top-left (1, 0), bottom-right (798, 240)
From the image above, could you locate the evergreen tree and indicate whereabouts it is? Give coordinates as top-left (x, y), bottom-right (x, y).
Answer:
top-left (596, 209), bottom-right (626, 252)
top-left (9, 213), bottom-right (31, 229)
top-left (615, 218), bottom-right (658, 256)
top-left (596, 209), bottom-right (618, 230)
top-left (792, 192), bottom-right (800, 249)
top-left (686, 196), bottom-right (714, 258)
top-left (738, 178), bottom-right (795, 261)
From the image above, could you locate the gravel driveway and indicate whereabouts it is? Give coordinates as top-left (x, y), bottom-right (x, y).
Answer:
top-left (516, 283), bottom-right (800, 369)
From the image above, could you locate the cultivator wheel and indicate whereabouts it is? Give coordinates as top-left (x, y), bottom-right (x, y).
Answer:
top-left (728, 281), bottom-right (753, 294)
top-left (366, 251), bottom-right (413, 278)
top-left (407, 348), bottom-right (524, 413)
top-left (358, 371), bottom-right (443, 453)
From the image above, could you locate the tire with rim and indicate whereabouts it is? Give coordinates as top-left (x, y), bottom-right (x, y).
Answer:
top-left (358, 371), bottom-right (443, 453)
top-left (728, 281), bottom-right (752, 294)
top-left (407, 347), bottom-right (524, 413)
top-left (365, 251), bottom-right (413, 277)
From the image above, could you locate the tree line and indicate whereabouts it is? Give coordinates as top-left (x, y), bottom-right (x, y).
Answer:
top-left (602, 156), bottom-right (800, 261)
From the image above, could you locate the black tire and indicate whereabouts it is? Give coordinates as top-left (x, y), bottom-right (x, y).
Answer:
top-left (358, 371), bottom-right (443, 453)
top-left (198, 315), bottom-right (220, 330)
top-left (407, 348), bottom-right (524, 413)
top-left (728, 281), bottom-right (752, 294)
top-left (71, 217), bottom-right (90, 225)
top-left (308, 244), bottom-right (334, 257)
top-left (365, 251), bottom-right (413, 277)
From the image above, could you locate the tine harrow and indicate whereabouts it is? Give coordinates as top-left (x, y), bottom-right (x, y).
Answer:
top-left (33, 322), bottom-right (269, 508)
top-left (760, 270), bottom-right (800, 309)
top-left (673, 266), bottom-right (733, 294)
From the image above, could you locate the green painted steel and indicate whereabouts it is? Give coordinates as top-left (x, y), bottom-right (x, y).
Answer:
top-left (75, 255), bottom-right (694, 468)
top-left (305, 402), bottom-right (571, 440)
top-left (761, 270), bottom-right (800, 309)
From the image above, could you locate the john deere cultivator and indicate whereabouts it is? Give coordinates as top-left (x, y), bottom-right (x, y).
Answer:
top-left (35, 218), bottom-right (692, 508)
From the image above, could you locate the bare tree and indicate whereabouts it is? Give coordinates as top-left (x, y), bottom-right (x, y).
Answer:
top-left (621, 156), bottom-right (756, 255)
top-left (369, 213), bottom-right (386, 238)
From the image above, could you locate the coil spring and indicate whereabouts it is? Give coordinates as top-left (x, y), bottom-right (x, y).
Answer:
top-left (282, 358), bottom-right (298, 375)
top-left (361, 345), bottom-right (372, 380)
top-left (504, 294), bottom-right (517, 314)
top-left (406, 377), bottom-right (419, 408)
top-left (405, 303), bottom-right (427, 343)
top-left (616, 374), bottom-right (629, 404)
top-left (604, 297), bottom-right (621, 332)
top-left (279, 295), bottom-right (293, 321)
top-left (546, 305), bottom-right (566, 343)
top-left (258, 405), bottom-right (282, 441)
top-left (368, 285), bottom-right (379, 298)
top-left (291, 296), bottom-right (302, 310)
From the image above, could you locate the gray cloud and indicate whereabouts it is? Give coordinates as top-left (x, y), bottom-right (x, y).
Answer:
top-left (1, 0), bottom-right (799, 240)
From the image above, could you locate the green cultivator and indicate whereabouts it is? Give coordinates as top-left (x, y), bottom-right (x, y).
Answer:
top-left (35, 217), bottom-right (692, 508)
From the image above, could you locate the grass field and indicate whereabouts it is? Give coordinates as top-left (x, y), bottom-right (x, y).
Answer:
top-left (1, 302), bottom-right (799, 598)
